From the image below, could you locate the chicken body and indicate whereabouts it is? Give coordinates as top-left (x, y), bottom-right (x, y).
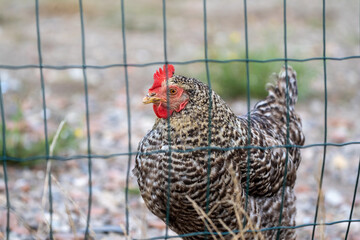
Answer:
top-left (133, 66), bottom-right (305, 239)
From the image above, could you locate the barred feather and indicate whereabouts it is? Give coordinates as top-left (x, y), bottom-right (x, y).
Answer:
top-left (134, 66), bottom-right (305, 239)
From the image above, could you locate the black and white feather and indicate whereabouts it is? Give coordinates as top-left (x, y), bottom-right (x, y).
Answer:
top-left (133, 66), bottom-right (305, 240)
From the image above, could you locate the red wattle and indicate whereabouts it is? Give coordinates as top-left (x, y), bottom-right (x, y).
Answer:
top-left (153, 104), bottom-right (173, 119)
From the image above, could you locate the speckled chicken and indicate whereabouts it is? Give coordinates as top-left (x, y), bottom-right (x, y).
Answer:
top-left (133, 65), bottom-right (305, 239)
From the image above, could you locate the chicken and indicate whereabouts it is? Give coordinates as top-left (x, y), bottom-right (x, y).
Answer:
top-left (133, 64), bottom-right (305, 239)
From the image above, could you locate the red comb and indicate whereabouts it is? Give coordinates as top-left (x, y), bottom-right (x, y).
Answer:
top-left (149, 64), bottom-right (175, 91)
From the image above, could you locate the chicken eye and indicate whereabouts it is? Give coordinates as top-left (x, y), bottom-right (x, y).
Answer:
top-left (169, 88), bottom-right (177, 95)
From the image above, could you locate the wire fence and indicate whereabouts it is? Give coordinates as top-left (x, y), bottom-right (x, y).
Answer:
top-left (0, 0), bottom-right (360, 239)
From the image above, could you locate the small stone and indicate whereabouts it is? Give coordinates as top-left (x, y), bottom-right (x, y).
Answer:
top-left (53, 233), bottom-right (84, 240)
top-left (74, 177), bottom-right (88, 187)
top-left (332, 154), bottom-right (348, 170)
top-left (148, 219), bottom-right (166, 230)
top-left (91, 207), bottom-right (106, 217)
top-left (0, 179), bottom-right (5, 191)
top-left (295, 184), bottom-right (311, 193)
top-left (14, 179), bottom-right (30, 192)
top-left (325, 189), bottom-right (344, 206)
top-left (330, 128), bottom-right (348, 143)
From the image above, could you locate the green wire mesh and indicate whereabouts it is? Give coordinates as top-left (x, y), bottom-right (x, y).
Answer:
top-left (35, 0), bottom-right (54, 239)
top-left (0, 0), bottom-right (360, 240)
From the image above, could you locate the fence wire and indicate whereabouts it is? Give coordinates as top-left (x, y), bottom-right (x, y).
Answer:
top-left (312, 0), bottom-right (328, 239)
top-left (0, 0), bottom-right (360, 240)
top-left (34, 0), bottom-right (54, 239)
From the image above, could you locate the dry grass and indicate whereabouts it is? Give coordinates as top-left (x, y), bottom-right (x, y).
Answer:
top-left (36, 120), bottom-right (97, 239)
top-left (0, 121), bottom-right (70, 240)
top-left (314, 159), bottom-right (327, 240)
top-left (36, 120), bottom-right (66, 238)
top-left (186, 164), bottom-right (265, 240)
top-left (3, 208), bottom-right (40, 239)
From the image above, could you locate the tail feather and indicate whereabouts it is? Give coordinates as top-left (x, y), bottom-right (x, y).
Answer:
top-left (266, 66), bottom-right (298, 108)
top-left (252, 66), bottom-right (305, 147)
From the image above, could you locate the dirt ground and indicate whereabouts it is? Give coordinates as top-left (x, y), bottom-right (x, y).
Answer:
top-left (0, 0), bottom-right (359, 239)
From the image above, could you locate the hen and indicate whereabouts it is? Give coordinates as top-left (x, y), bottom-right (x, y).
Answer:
top-left (133, 65), bottom-right (305, 239)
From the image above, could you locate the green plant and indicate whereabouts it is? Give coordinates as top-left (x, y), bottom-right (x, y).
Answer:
top-left (1, 109), bottom-right (79, 166)
top-left (199, 43), bottom-right (318, 101)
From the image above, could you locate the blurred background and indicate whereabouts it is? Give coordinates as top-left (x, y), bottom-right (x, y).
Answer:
top-left (0, 0), bottom-right (359, 239)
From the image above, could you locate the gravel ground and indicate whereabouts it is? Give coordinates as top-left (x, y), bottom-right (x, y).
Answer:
top-left (0, 0), bottom-right (359, 239)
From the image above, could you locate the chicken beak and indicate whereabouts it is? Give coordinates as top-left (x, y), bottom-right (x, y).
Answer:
top-left (142, 94), bottom-right (163, 104)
